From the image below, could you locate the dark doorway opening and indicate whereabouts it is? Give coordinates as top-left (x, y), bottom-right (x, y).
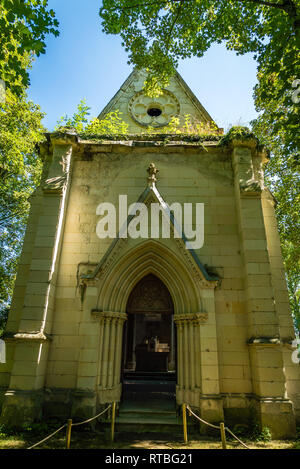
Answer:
top-left (121, 274), bottom-right (176, 404)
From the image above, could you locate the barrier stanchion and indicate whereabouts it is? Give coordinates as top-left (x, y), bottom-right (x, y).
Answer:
top-left (111, 401), bottom-right (116, 443)
top-left (220, 422), bottom-right (227, 449)
top-left (66, 419), bottom-right (72, 449)
top-left (182, 403), bottom-right (188, 444)
top-left (186, 404), bottom-right (251, 450)
top-left (27, 424), bottom-right (66, 450)
top-left (225, 427), bottom-right (251, 449)
top-left (27, 404), bottom-right (112, 450)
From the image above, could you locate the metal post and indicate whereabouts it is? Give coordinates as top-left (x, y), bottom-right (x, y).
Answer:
top-left (220, 422), bottom-right (227, 449)
top-left (182, 404), bottom-right (188, 444)
top-left (111, 402), bottom-right (116, 443)
top-left (66, 419), bottom-right (72, 449)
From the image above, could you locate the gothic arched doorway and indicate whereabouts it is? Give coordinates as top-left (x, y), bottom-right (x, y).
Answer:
top-left (122, 274), bottom-right (176, 403)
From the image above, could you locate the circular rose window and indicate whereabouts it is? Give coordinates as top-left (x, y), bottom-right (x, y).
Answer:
top-left (129, 90), bottom-right (180, 127)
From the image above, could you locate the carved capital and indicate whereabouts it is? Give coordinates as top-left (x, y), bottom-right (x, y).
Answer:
top-left (174, 312), bottom-right (208, 325)
top-left (91, 310), bottom-right (127, 324)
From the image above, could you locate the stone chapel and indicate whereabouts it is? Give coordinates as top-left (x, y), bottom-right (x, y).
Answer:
top-left (0, 69), bottom-right (299, 437)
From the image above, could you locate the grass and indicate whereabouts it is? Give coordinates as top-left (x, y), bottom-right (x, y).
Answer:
top-left (0, 430), bottom-right (299, 450)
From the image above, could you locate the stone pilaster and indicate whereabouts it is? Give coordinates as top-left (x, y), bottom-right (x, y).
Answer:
top-left (92, 311), bottom-right (127, 405)
top-left (175, 308), bottom-right (224, 424)
top-left (0, 135), bottom-right (75, 427)
top-left (232, 140), bottom-right (296, 438)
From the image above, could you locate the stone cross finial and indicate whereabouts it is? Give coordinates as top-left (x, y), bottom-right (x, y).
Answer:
top-left (147, 163), bottom-right (159, 186)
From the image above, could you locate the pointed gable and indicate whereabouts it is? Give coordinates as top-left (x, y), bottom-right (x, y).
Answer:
top-left (98, 69), bottom-right (217, 133)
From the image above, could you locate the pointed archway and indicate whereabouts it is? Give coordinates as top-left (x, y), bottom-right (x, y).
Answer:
top-left (79, 238), bottom-right (220, 409)
top-left (121, 274), bottom-right (177, 407)
top-left (124, 273), bottom-right (175, 373)
top-left (78, 179), bottom-right (220, 409)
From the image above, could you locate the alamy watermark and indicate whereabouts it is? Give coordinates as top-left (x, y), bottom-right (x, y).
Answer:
top-left (291, 338), bottom-right (300, 364)
top-left (96, 195), bottom-right (204, 250)
top-left (0, 79), bottom-right (5, 104)
top-left (292, 79), bottom-right (300, 104)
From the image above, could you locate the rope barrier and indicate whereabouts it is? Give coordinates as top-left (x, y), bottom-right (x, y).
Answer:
top-left (186, 405), bottom-right (221, 430)
top-left (225, 427), bottom-right (251, 449)
top-left (26, 404), bottom-right (112, 449)
top-left (71, 405), bottom-right (112, 427)
top-left (27, 424), bottom-right (67, 450)
top-left (186, 404), bottom-right (251, 449)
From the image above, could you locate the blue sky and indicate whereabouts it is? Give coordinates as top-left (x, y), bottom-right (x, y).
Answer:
top-left (28, 0), bottom-right (259, 132)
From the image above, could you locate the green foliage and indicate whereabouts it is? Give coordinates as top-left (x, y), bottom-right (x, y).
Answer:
top-left (219, 125), bottom-right (257, 145)
top-left (20, 421), bottom-right (52, 436)
top-left (0, 0), bottom-right (59, 94)
top-left (56, 100), bottom-right (129, 136)
top-left (55, 99), bottom-right (91, 133)
top-left (251, 424), bottom-right (272, 442)
top-left (145, 114), bottom-right (220, 135)
top-left (84, 112), bottom-right (129, 136)
top-left (0, 308), bottom-right (9, 338)
top-left (0, 420), bottom-right (56, 438)
top-left (231, 424), bottom-right (250, 438)
top-left (0, 0), bottom-right (59, 331)
top-left (0, 90), bottom-right (45, 318)
top-left (252, 115), bottom-right (300, 331)
top-left (100, 0), bottom-right (300, 332)
top-left (56, 102), bottom-right (221, 139)
top-left (100, 0), bottom-right (299, 104)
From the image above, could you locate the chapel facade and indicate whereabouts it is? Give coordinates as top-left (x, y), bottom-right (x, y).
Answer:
top-left (0, 69), bottom-right (299, 437)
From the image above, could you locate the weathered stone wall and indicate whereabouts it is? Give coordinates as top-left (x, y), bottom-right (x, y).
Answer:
top-left (98, 69), bottom-right (214, 133)
top-left (46, 142), bottom-right (238, 401)
top-left (1, 136), bottom-right (299, 437)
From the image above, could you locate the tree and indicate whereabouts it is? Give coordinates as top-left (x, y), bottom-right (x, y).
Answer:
top-left (0, 89), bottom-right (45, 317)
top-left (252, 113), bottom-right (300, 331)
top-left (0, 0), bottom-right (59, 94)
top-left (0, 1), bottom-right (59, 328)
top-left (99, 0), bottom-right (299, 155)
top-left (100, 0), bottom-right (300, 330)
top-left (55, 99), bottom-right (129, 135)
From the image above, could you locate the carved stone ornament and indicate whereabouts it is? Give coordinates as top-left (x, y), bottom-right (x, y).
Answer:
top-left (3, 331), bottom-right (51, 343)
top-left (147, 162), bottom-right (159, 186)
top-left (174, 313), bottom-right (208, 325)
top-left (91, 310), bottom-right (127, 323)
top-left (129, 89), bottom-right (180, 127)
top-left (127, 274), bottom-right (173, 313)
top-left (43, 175), bottom-right (67, 194)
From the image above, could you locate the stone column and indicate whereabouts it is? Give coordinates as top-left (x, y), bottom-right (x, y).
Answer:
top-left (94, 312), bottom-right (127, 405)
top-left (174, 310), bottom-right (224, 423)
top-left (0, 134), bottom-right (75, 427)
top-left (232, 139), bottom-right (296, 438)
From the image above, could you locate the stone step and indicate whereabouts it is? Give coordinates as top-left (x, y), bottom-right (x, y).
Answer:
top-left (104, 414), bottom-right (198, 435)
top-left (122, 393), bottom-right (175, 402)
top-left (121, 409), bottom-right (176, 416)
top-left (123, 371), bottom-right (176, 381)
top-left (116, 414), bottom-right (181, 425)
top-left (119, 401), bottom-right (176, 413)
top-left (123, 381), bottom-right (176, 392)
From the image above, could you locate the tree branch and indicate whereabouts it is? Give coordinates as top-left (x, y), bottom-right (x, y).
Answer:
top-left (165, 1), bottom-right (184, 51)
top-left (229, 0), bottom-right (288, 10)
top-left (109, 0), bottom-right (299, 33)
top-left (111, 0), bottom-right (291, 12)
